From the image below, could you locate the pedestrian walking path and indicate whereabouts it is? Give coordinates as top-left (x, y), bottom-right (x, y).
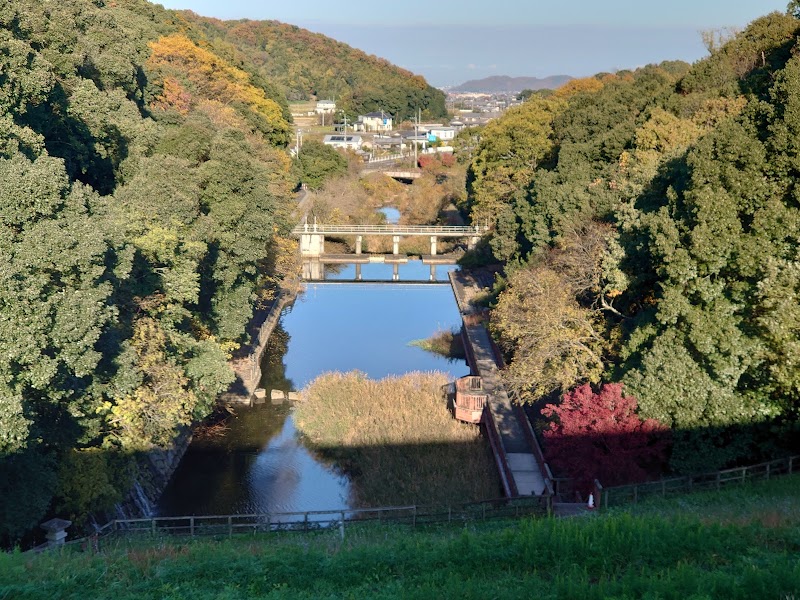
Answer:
top-left (450, 271), bottom-right (546, 496)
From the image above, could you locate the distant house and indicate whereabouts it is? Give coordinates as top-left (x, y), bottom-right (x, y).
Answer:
top-left (315, 100), bottom-right (336, 114)
top-left (323, 134), bottom-right (363, 150)
top-left (355, 110), bottom-right (393, 132)
top-left (427, 126), bottom-right (456, 142)
top-left (372, 135), bottom-right (405, 151)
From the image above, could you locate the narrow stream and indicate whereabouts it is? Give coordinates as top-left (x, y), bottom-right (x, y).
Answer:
top-left (378, 206), bottom-right (401, 223)
top-left (156, 262), bottom-right (467, 517)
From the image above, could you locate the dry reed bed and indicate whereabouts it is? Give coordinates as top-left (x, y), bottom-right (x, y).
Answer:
top-left (295, 371), bottom-right (500, 507)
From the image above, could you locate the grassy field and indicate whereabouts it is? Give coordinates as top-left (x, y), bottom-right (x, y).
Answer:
top-left (3, 475), bottom-right (800, 599)
top-left (294, 371), bottom-right (500, 507)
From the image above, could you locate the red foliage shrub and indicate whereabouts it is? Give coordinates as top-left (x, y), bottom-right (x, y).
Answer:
top-left (541, 383), bottom-right (670, 490)
top-left (440, 153), bottom-right (455, 167)
top-left (418, 154), bottom-right (440, 170)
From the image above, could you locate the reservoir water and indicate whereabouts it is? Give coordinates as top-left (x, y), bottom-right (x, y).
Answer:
top-left (155, 262), bottom-right (467, 517)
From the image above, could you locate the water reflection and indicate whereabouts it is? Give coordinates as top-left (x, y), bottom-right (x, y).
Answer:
top-left (156, 263), bottom-right (467, 517)
top-left (303, 258), bottom-right (456, 282)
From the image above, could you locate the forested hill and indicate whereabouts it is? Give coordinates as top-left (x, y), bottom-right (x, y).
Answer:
top-left (178, 15), bottom-right (448, 121)
top-left (465, 10), bottom-right (800, 480)
top-left (0, 0), bottom-right (447, 546)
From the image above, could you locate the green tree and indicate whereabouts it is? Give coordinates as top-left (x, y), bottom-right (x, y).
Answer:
top-left (295, 140), bottom-right (348, 190)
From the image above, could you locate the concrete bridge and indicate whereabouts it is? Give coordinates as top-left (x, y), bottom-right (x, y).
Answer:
top-left (291, 223), bottom-right (487, 257)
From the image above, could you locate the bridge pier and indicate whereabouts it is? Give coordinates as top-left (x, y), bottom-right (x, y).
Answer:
top-left (302, 258), bottom-right (324, 280)
top-left (430, 236), bottom-right (438, 256)
top-left (392, 235), bottom-right (400, 255)
top-left (300, 233), bottom-right (325, 257)
top-left (430, 264), bottom-right (437, 281)
top-left (355, 235), bottom-right (363, 255)
top-left (355, 263), bottom-right (362, 280)
top-left (468, 236), bottom-right (480, 251)
top-left (393, 263), bottom-right (399, 281)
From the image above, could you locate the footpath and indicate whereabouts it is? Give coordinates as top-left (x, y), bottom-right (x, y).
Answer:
top-left (449, 270), bottom-right (546, 496)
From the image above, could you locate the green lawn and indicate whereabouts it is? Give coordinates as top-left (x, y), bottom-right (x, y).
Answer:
top-left (3, 476), bottom-right (800, 599)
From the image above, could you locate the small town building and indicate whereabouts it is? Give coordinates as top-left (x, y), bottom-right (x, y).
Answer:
top-left (427, 126), bottom-right (457, 142)
top-left (323, 134), bottom-right (363, 150)
top-left (372, 135), bottom-right (405, 151)
top-left (355, 110), bottom-right (393, 132)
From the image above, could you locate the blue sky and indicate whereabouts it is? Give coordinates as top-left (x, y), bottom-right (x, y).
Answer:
top-left (155, 0), bottom-right (789, 86)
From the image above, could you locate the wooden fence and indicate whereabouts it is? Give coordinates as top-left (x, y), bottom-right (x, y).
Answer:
top-left (600, 456), bottom-right (798, 509)
top-left (85, 495), bottom-right (549, 546)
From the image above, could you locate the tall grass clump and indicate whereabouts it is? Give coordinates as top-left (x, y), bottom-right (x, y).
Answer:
top-left (409, 328), bottom-right (466, 360)
top-left (295, 371), bottom-right (500, 506)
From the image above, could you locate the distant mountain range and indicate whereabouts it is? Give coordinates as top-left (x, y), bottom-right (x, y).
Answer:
top-left (450, 75), bottom-right (573, 93)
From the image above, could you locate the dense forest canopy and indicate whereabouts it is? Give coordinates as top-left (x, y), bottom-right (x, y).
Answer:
top-left (175, 15), bottom-right (448, 121)
top-left (0, 0), bottom-right (445, 543)
top-left (467, 10), bottom-right (800, 476)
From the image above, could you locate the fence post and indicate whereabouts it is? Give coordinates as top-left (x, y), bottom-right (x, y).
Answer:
top-left (766, 462), bottom-right (771, 480)
top-left (151, 518), bottom-right (156, 536)
top-left (412, 506), bottom-right (417, 528)
top-left (741, 467), bottom-right (746, 484)
top-left (228, 516), bottom-right (233, 537)
top-left (190, 516), bottom-right (195, 537)
top-left (304, 513), bottom-right (309, 533)
top-left (716, 472), bottom-right (721, 491)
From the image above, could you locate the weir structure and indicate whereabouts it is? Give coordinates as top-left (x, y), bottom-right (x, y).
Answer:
top-left (291, 222), bottom-right (487, 258)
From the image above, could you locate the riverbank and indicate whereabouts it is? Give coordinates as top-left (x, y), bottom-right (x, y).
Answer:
top-left (295, 371), bottom-right (500, 507)
top-left (118, 281), bottom-right (302, 521)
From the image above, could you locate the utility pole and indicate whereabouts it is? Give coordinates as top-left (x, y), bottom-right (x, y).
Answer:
top-left (413, 108), bottom-right (418, 165)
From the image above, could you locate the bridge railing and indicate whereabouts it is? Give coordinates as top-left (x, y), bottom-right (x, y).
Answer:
top-left (292, 224), bottom-right (486, 235)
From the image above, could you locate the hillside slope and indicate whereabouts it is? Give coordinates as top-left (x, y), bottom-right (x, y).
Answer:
top-left (3, 475), bottom-right (800, 598)
top-left (178, 15), bottom-right (448, 121)
top-left (465, 11), bottom-right (800, 478)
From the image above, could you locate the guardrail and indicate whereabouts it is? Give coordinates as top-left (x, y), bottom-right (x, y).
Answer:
top-left (367, 153), bottom-right (406, 164)
top-left (600, 456), bottom-right (799, 509)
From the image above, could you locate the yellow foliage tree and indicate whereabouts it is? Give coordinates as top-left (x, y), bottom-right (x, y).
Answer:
top-left (491, 265), bottom-right (604, 401)
top-left (110, 318), bottom-right (198, 451)
top-left (147, 34), bottom-right (289, 141)
top-left (554, 76), bottom-right (606, 99)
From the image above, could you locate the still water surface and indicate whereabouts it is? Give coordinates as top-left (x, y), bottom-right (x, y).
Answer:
top-left (156, 263), bottom-right (467, 516)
